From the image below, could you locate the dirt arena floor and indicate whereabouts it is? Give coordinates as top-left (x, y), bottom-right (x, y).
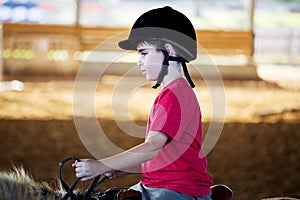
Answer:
top-left (0, 75), bottom-right (299, 200)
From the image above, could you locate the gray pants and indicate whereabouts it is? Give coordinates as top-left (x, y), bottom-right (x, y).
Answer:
top-left (130, 182), bottom-right (212, 200)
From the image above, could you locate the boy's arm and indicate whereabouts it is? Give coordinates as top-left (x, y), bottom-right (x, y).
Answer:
top-left (74, 131), bottom-right (168, 181)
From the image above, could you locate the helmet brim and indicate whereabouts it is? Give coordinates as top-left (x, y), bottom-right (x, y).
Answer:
top-left (118, 39), bottom-right (138, 50)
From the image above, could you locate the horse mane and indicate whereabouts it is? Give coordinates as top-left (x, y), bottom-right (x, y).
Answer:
top-left (0, 166), bottom-right (64, 200)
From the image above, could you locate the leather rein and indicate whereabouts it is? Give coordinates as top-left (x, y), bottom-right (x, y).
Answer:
top-left (58, 157), bottom-right (108, 200)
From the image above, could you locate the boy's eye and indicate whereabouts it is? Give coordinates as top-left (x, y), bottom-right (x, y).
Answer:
top-left (138, 51), bottom-right (148, 56)
top-left (138, 50), bottom-right (148, 56)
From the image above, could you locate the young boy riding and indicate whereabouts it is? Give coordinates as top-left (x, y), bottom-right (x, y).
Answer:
top-left (73, 6), bottom-right (213, 200)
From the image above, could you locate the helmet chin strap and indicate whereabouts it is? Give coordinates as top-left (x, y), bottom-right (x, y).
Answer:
top-left (152, 50), bottom-right (195, 89)
top-left (152, 50), bottom-right (169, 89)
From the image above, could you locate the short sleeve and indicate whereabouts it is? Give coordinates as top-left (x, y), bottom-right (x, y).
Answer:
top-left (148, 88), bottom-right (182, 139)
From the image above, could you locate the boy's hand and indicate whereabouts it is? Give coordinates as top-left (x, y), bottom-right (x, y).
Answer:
top-left (72, 159), bottom-right (110, 181)
top-left (105, 171), bottom-right (128, 179)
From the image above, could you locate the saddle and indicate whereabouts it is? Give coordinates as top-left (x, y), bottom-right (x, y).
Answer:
top-left (59, 157), bottom-right (233, 200)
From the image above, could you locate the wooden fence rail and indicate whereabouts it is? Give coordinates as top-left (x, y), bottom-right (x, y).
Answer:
top-left (2, 23), bottom-right (254, 75)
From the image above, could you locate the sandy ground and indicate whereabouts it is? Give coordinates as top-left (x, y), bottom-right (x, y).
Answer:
top-left (1, 76), bottom-right (299, 123)
top-left (0, 76), bottom-right (299, 200)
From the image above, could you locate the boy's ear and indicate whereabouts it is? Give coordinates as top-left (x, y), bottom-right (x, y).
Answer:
top-left (164, 43), bottom-right (176, 56)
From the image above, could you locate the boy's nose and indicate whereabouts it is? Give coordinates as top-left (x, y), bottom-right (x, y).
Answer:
top-left (137, 59), bottom-right (143, 67)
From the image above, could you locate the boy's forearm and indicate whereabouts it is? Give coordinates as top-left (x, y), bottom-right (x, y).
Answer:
top-left (99, 141), bottom-right (159, 173)
top-left (121, 165), bottom-right (142, 173)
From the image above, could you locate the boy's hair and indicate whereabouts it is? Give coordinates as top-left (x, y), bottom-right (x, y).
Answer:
top-left (137, 39), bottom-right (181, 58)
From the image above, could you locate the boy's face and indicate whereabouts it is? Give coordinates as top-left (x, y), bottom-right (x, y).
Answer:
top-left (137, 42), bottom-right (164, 81)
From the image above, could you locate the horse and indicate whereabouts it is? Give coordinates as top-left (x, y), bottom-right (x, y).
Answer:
top-left (0, 166), bottom-right (64, 200)
top-left (0, 157), bottom-right (234, 200)
top-left (0, 166), bottom-right (142, 200)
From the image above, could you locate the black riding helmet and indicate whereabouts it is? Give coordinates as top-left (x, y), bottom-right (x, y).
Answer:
top-left (118, 6), bottom-right (196, 88)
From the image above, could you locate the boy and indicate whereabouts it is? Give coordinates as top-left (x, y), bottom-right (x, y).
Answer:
top-left (73, 6), bottom-right (213, 200)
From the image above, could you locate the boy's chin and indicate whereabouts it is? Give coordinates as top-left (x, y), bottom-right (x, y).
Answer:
top-left (145, 76), bottom-right (157, 82)
top-left (146, 78), bottom-right (157, 82)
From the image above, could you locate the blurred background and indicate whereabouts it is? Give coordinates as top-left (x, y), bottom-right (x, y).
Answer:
top-left (0, 0), bottom-right (299, 200)
top-left (0, 0), bottom-right (300, 83)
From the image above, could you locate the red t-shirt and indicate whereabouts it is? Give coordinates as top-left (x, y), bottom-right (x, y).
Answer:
top-left (141, 78), bottom-right (213, 197)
